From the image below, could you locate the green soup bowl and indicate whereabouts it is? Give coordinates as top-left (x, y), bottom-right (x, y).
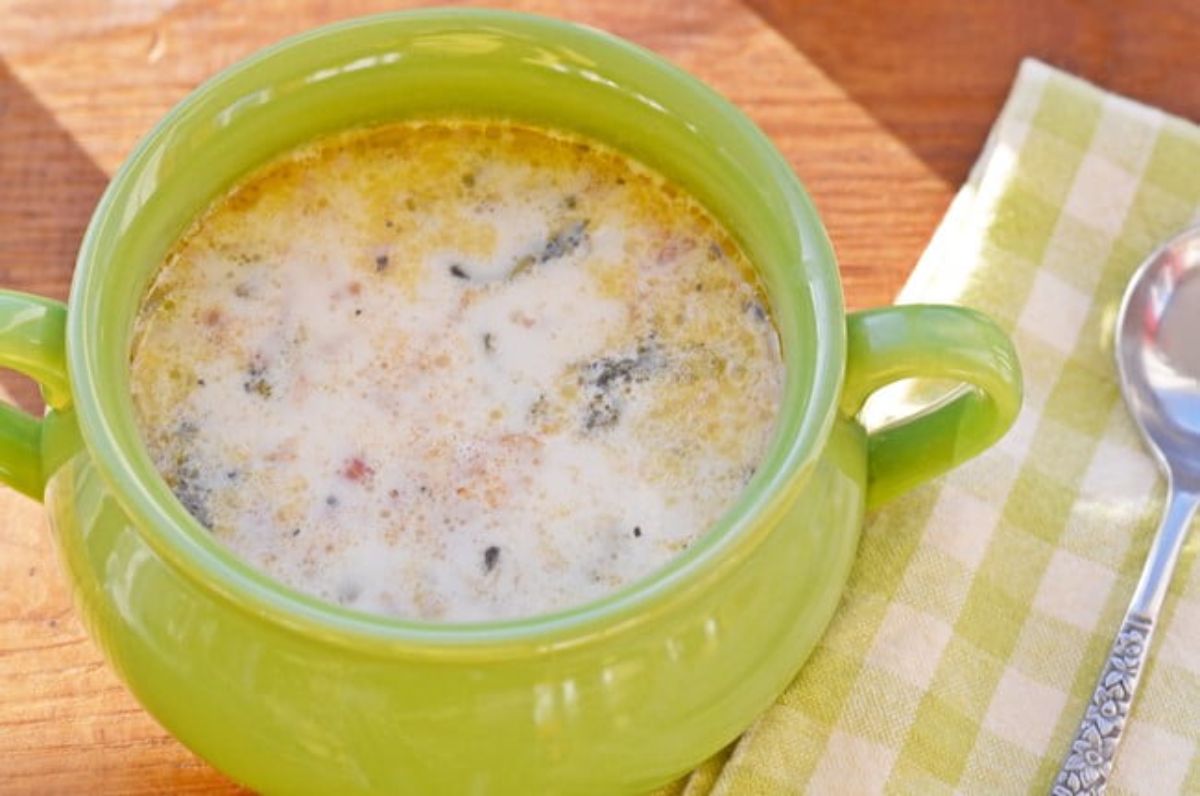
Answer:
top-left (0, 9), bottom-right (1021, 794)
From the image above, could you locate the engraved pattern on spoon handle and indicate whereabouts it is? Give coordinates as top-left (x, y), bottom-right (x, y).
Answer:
top-left (1052, 615), bottom-right (1153, 796)
top-left (1052, 486), bottom-right (1198, 795)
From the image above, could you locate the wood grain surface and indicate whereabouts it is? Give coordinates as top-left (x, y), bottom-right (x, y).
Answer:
top-left (1, 1), bottom-right (1196, 792)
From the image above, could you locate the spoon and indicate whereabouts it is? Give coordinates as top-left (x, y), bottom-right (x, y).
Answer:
top-left (1053, 225), bottom-right (1200, 795)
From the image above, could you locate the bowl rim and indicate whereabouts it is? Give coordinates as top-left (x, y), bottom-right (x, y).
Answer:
top-left (67, 8), bottom-right (845, 655)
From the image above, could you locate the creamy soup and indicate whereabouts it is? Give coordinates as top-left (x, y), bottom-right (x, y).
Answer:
top-left (130, 121), bottom-right (784, 621)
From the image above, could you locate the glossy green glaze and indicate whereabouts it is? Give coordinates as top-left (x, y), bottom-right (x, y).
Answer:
top-left (0, 11), bottom-right (1021, 794)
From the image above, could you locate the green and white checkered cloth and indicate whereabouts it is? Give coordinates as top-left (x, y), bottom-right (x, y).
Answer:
top-left (667, 58), bottom-right (1200, 795)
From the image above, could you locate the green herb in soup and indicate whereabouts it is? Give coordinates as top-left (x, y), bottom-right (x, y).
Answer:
top-left (129, 120), bottom-right (784, 622)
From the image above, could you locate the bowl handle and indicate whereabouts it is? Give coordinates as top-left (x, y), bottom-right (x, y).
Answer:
top-left (0, 291), bottom-right (70, 500)
top-left (841, 304), bottom-right (1022, 509)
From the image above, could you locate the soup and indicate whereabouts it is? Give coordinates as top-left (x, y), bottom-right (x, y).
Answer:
top-left (130, 121), bottom-right (784, 621)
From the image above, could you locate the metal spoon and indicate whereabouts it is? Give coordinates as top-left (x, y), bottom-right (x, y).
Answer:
top-left (1053, 225), bottom-right (1200, 795)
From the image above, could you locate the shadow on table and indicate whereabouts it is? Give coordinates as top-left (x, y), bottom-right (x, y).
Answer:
top-left (746, 0), bottom-right (1200, 185)
top-left (0, 59), bottom-right (108, 414)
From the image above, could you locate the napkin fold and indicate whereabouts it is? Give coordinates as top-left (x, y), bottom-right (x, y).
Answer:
top-left (674, 58), bottom-right (1200, 795)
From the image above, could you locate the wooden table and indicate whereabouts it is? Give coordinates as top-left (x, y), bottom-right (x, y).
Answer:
top-left (2, 1), bottom-right (1196, 791)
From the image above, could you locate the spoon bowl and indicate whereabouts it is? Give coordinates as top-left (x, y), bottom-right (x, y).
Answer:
top-left (1116, 228), bottom-right (1200, 486)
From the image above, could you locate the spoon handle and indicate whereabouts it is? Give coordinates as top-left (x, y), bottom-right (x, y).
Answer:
top-left (1052, 487), bottom-right (1199, 795)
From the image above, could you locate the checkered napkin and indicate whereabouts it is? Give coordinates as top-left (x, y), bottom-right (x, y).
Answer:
top-left (666, 59), bottom-right (1200, 795)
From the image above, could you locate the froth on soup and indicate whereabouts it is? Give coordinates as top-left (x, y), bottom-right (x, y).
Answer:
top-left (130, 121), bottom-right (785, 622)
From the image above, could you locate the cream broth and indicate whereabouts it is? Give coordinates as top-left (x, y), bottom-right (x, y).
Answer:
top-left (130, 121), bottom-right (784, 621)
